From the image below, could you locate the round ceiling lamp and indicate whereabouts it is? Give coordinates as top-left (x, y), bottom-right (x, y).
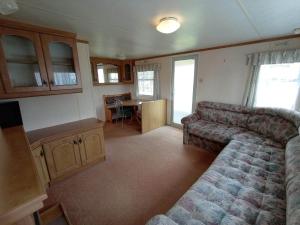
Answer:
top-left (156, 17), bottom-right (180, 34)
top-left (0, 0), bottom-right (19, 15)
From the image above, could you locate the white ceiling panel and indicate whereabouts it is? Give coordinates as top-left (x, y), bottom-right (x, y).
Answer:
top-left (1, 0), bottom-right (299, 58)
top-left (238, 0), bottom-right (300, 37)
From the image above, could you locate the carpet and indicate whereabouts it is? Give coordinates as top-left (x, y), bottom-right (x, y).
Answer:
top-left (44, 123), bottom-right (217, 225)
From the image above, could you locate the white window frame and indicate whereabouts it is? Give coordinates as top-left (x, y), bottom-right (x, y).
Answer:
top-left (253, 62), bottom-right (300, 111)
top-left (136, 70), bottom-right (155, 98)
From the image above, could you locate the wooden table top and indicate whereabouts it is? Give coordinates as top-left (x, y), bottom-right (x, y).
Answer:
top-left (26, 118), bottom-right (105, 148)
top-left (106, 99), bottom-right (148, 109)
top-left (0, 126), bottom-right (47, 224)
top-left (121, 99), bottom-right (145, 107)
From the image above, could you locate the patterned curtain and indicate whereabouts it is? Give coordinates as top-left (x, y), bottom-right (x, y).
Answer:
top-left (134, 63), bottom-right (161, 100)
top-left (243, 49), bottom-right (300, 106)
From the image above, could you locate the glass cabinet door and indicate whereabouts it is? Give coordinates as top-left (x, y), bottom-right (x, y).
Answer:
top-left (0, 28), bottom-right (49, 92)
top-left (41, 35), bottom-right (81, 90)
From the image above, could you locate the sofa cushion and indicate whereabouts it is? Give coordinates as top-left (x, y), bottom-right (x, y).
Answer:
top-left (165, 140), bottom-right (286, 225)
top-left (198, 108), bottom-right (249, 128)
top-left (146, 215), bottom-right (178, 225)
top-left (247, 114), bottom-right (298, 145)
top-left (188, 120), bottom-right (245, 144)
top-left (232, 131), bottom-right (284, 148)
top-left (285, 136), bottom-right (300, 225)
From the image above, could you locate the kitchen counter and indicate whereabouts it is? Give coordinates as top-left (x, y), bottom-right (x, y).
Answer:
top-left (0, 126), bottom-right (47, 225)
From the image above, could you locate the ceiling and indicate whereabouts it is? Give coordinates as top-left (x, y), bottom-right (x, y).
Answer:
top-left (3, 0), bottom-right (300, 59)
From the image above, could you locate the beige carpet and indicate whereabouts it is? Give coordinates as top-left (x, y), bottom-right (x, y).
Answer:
top-left (44, 123), bottom-right (217, 225)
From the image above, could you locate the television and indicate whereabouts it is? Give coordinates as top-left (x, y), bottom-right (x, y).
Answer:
top-left (0, 101), bottom-right (23, 128)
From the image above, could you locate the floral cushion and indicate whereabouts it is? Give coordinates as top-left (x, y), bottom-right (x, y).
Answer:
top-left (232, 131), bottom-right (283, 148)
top-left (285, 136), bottom-right (300, 225)
top-left (146, 215), bottom-right (178, 225)
top-left (247, 114), bottom-right (298, 145)
top-left (188, 120), bottom-right (245, 144)
top-left (148, 140), bottom-right (286, 225)
top-left (198, 108), bottom-right (249, 128)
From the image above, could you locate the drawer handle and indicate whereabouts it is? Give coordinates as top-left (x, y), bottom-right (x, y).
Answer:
top-left (73, 140), bottom-right (78, 145)
top-left (78, 138), bottom-right (82, 144)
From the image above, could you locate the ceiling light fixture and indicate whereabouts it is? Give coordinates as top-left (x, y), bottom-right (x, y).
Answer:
top-left (0, 0), bottom-right (18, 15)
top-left (294, 28), bottom-right (300, 35)
top-left (156, 17), bottom-right (180, 34)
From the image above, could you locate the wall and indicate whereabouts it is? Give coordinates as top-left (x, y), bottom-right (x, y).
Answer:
top-left (1, 43), bottom-right (132, 131)
top-left (136, 38), bottom-right (300, 124)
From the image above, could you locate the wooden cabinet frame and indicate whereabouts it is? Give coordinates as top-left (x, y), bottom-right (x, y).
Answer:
top-left (90, 57), bottom-right (135, 85)
top-left (121, 60), bottom-right (135, 84)
top-left (41, 34), bottom-right (82, 90)
top-left (43, 135), bottom-right (82, 179)
top-left (27, 119), bottom-right (106, 182)
top-left (79, 128), bottom-right (105, 165)
top-left (0, 27), bottom-right (49, 93)
top-left (0, 18), bottom-right (82, 99)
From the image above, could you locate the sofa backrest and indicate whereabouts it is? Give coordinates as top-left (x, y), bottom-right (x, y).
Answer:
top-left (196, 101), bottom-right (250, 128)
top-left (196, 101), bottom-right (300, 145)
top-left (247, 113), bottom-right (298, 145)
top-left (286, 136), bottom-right (300, 225)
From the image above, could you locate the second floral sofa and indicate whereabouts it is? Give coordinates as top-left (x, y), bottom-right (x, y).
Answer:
top-left (182, 101), bottom-right (300, 152)
top-left (146, 101), bottom-right (300, 225)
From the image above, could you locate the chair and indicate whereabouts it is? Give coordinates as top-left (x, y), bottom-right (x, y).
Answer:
top-left (111, 99), bottom-right (132, 127)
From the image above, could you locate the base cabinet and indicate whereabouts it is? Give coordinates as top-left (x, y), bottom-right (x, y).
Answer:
top-left (79, 128), bottom-right (105, 165)
top-left (32, 146), bottom-right (50, 189)
top-left (43, 135), bottom-right (82, 180)
top-left (42, 128), bottom-right (105, 181)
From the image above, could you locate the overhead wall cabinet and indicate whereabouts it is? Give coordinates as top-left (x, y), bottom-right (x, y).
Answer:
top-left (90, 57), bottom-right (135, 85)
top-left (0, 18), bottom-right (82, 99)
top-left (121, 60), bottom-right (135, 83)
top-left (41, 34), bottom-right (81, 90)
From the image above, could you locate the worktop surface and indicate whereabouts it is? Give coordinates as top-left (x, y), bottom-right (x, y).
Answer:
top-left (0, 126), bottom-right (47, 223)
top-left (26, 118), bottom-right (105, 148)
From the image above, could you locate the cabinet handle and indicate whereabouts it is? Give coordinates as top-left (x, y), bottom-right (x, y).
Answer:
top-left (78, 138), bottom-right (82, 144)
top-left (42, 79), bottom-right (48, 86)
top-left (50, 80), bottom-right (55, 86)
top-left (40, 150), bottom-right (44, 157)
top-left (73, 140), bottom-right (78, 145)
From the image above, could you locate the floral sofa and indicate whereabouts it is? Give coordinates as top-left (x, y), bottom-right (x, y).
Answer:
top-left (146, 101), bottom-right (300, 225)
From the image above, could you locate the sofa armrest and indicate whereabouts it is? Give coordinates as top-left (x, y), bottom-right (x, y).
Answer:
top-left (181, 113), bottom-right (200, 125)
top-left (146, 215), bottom-right (178, 225)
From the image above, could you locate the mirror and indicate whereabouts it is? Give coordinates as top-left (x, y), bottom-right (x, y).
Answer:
top-left (96, 63), bottom-right (120, 84)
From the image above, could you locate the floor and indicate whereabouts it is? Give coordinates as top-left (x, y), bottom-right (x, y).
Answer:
top-left (45, 122), bottom-right (217, 225)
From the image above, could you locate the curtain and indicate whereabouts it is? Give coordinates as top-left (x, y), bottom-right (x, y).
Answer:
top-left (243, 49), bottom-right (300, 106)
top-left (135, 63), bottom-right (161, 100)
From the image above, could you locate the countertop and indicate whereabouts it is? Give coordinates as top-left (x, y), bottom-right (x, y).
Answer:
top-left (26, 118), bottom-right (105, 149)
top-left (0, 126), bottom-right (47, 224)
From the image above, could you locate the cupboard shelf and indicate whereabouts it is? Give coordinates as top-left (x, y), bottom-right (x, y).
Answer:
top-left (6, 58), bottom-right (38, 64)
top-left (52, 61), bottom-right (74, 66)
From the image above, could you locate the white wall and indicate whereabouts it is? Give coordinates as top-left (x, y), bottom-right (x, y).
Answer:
top-left (0, 43), bottom-right (132, 131)
top-left (136, 38), bottom-right (300, 124)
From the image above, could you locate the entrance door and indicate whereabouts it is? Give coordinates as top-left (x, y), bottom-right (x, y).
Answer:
top-left (171, 55), bottom-right (198, 126)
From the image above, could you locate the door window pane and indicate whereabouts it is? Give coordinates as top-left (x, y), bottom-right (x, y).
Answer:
top-left (49, 42), bottom-right (77, 86)
top-left (254, 63), bottom-right (300, 110)
top-left (172, 58), bottom-right (196, 124)
top-left (2, 35), bottom-right (43, 87)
